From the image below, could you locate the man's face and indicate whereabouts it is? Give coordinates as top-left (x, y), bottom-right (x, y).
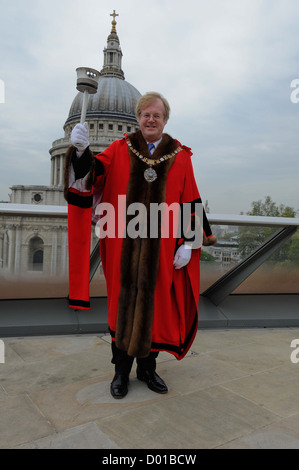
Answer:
top-left (137, 99), bottom-right (168, 143)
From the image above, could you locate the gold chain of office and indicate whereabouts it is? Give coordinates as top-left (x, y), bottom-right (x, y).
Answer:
top-left (126, 139), bottom-right (182, 167)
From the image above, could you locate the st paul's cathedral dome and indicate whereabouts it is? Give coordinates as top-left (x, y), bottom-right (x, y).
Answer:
top-left (10, 11), bottom-right (141, 207)
top-left (65, 11), bottom-right (141, 127)
top-left (49, 11), bottom-right (141, 195)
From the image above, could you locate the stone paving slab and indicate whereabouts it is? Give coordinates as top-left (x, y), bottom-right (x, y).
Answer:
top-left (15, 422), bottom-right (119, 449)
top-left (30, 375), bottom-right (179, 432)
top-left (0, 338), bottom-right (112, 395)
top-left (1, 329), bottom-right (299, 449)
top-left (6, 335), bottom-right (107, 361)
top-left (207, 341), bottom-right (289, 374)
top-left (0, 394), bottom-right (54, 449)
top-left (218, 412), bottom-right (299, 448)
top-left (155, 354), bottom-right (247, 395)
top-left (97, 386), bottom-right (279, 449)
top-left (221, 364), bottom-right (299, 418)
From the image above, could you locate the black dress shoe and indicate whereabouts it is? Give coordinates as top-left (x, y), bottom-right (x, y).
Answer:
top-left (110, 374), bottom-right (129, 399)
top-left (137, 367), bottom-right (168, 394)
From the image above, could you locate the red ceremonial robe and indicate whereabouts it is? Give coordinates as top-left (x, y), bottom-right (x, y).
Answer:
top-left (65, 131), bottom-right (214, 360)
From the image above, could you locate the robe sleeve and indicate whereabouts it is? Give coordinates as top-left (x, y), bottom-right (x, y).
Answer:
top-left (65, 142), bottom-right (118, 310)
top-left (64, 147), bottom-right (96, 309)
top-left (178, 152), bottom-right (214, 249)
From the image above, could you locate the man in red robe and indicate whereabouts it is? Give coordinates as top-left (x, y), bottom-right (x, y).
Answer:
top-left (65, 92), bottom-right (216, 398)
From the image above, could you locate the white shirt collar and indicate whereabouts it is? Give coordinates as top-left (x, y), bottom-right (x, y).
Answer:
top-left (147, 137), bottom-right (162, 149)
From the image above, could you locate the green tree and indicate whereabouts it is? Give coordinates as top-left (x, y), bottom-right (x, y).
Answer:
top-left (239, 196), bottom-right (296, 263)
top-left (201, 250), bottom-right (216, 262)
top-left (247, 196), bottom-right (295, 218)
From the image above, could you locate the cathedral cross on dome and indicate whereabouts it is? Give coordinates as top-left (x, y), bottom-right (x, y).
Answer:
top-left (110, 10), bottom-right (119, 33)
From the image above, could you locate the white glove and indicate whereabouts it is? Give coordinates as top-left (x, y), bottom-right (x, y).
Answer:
top-left (71, 122), bottom-right (90, 152)
top-left (173, 244), bottom-right (192, 270)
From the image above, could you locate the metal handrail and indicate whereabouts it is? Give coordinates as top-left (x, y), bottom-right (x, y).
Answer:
top-left (1, 204), bottom-right (299, 227)
top-left (207, 213), bottom-right (299, 227)
top-left (1, 203), bottom-right (298, 310)
top-left (0, 204), bottom-right (67, 216)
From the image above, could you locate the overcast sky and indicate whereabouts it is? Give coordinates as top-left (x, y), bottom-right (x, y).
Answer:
top-left (0, 0), bottom-right (298, 214)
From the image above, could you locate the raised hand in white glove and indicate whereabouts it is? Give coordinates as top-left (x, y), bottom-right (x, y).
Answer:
top-left (173, 244), bottom-right (192, 270)
top-left (71, 122), bottom-right (90, 152)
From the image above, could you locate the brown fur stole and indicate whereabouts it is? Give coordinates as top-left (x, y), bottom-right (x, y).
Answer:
top-left (115, 131), bottom-right (178, 358)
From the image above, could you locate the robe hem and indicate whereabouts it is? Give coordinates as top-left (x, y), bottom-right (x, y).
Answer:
top-left (68, 298), bottom-right (90, 310)
top-left (109, 312), bottom-right (197, 360)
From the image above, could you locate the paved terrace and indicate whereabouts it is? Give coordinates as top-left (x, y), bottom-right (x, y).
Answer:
top-left (1, 327), bottom-right (299, 449)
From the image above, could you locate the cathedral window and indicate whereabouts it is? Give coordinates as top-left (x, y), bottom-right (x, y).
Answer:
top-left (28, 237), bottom-right (44, 272)
top-left (33, 193), bottom-right (42, 204)
top-left (33, 250), bottom-right (44, 271)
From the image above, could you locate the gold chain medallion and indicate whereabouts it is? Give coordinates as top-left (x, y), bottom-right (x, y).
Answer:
top-left (126, 137), bottom-right (181, 182)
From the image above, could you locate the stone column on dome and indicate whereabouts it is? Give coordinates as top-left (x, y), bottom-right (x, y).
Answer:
top-left (59, 155), bottom-right (64, 186)
top-left (50, 157), bottom-right (55, 186)
top-left (52, 157), bottom-right (56, 186)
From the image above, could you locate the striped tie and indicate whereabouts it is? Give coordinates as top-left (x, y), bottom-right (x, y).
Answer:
top-left (148, 143), bottom-right (155, 155)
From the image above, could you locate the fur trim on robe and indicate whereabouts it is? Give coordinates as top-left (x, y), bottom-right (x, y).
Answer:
top-left (115, 131), bottom-right (179, 358)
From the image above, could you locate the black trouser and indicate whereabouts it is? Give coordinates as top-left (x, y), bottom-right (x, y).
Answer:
top-left (111, 341), bottom-right (159, 376)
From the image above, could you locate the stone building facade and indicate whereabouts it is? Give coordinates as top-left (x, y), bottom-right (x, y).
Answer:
top-left (0, 211), bottom-right (68, 277)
